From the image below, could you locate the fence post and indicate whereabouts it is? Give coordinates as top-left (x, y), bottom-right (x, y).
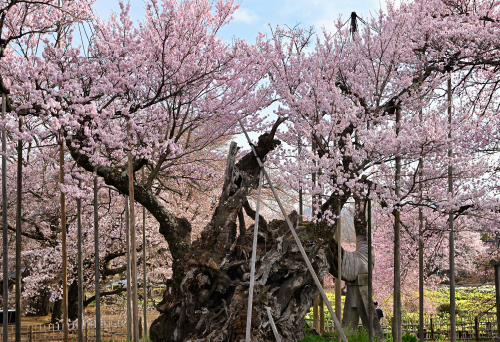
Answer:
top-left (475, 316), bottom-right (479, 342)
top-left (430, 317), bottom-right (434, 341)
top-left (29, 326), bottom-right (32, 342)
top-left (139, 316), bottom-right (143, 339)
top-left (85, 323), bottom-right (88, 342)
top-left (313, 296), bottom-right (319, 330)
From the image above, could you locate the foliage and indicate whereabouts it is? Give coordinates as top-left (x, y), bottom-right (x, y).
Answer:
top-left (402, 332), bottom-right (417, 342)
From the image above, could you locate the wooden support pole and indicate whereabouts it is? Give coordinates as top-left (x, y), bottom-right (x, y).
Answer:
top-left (430, 317), bottom-right (434, 340)
top-left (125, 197), bottom-right (132, 341)
top-left (128, 123), bottom-right (139, 342)
top-left (419, 110), bottom-right (425, 342)
top-left (448, 74), bottom-right (456, 342)
top-left (368, 199), bottom-right (373, 342)
top-left (313, 297), bottom-right (319, 330)
top-left (335, 201), bottom-right (342, 340)
top-left (15, 118), bottom-right (22, 342)
top-left (55, 2), bottom-right (68, 340)
top-left (2, 92), bottom-right (8, 342)
top-left (474, 316), bottom-right (479, 342)
top-left (77, 182), bottom-right (83, 342)
top-left (139, 317), bottom-right (142, 339)
top-left (94, 167), bottom-right (100, 342)
top-left (491, 259), bottom-right (500, 339)
top-left (60, 138), bottom-right (68, 342)
top-left (394, 107), bottom-right (402, 342)
top-left (142, 168), bottom-right (147, 338)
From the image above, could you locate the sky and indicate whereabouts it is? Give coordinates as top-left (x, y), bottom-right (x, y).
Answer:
top-left (92, 0), bottom-right (385, 42)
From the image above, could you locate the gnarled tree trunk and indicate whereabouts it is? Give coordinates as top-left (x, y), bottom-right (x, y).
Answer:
top-left (150, 121), bottom-right (329, 342)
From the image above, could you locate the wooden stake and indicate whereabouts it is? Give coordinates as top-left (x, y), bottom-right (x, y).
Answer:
top-left (2, 92), bottom-right (8, 342)
top-left (94, 167), bottom-right (100, 342)
top-left (128, 123), bottom-right (139, 342)
top-left (15, 118), bottom-right (22, 342)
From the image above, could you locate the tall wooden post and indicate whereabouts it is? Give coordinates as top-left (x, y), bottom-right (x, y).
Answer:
top-left (335, 201), bottom-right (342, 341)
top-left (60, 138), bottom-right (68, 342)
top-left (128, 123), bottom-right (139, 342)
top-left (77, 181), bottom-right (83, 342)
top-left (448, 74), bottom-right (456, 342)
top-left (94, 167), bottom-right (100, 342)
top-left (142, 168), bottom-right (147, 338)
top-left (2, 92), bottom-right (8, 342)
top-left (489, 259), bottom-right (500, 340)
top-left (125, 196), bottom-right (132, 341)
top-left (311, 136), bottom-right (319, 330)
top-left (368, 199), bottom-right (373, 342)
top-left (394, 107), bottom-right (402, 342)
top-left (56, 2), bottom-right (68, 340)
top-left (419, 111), bottom-right (425, 342)
top-left (57, 132), bottom-right (69, 342)
top-left (15, 118), bottom-right (22, 342)
top-left (298, 135), bottom-right (303, 221)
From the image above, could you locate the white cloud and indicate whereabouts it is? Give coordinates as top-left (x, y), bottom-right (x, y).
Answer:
top-left (233, 7), bottom-right (260, 24)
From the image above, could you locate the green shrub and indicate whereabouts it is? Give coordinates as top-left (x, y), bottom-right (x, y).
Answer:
top-left (402, 332), bottom-right (417, 342)
top-left (437, 303), bottom-right (461, 314)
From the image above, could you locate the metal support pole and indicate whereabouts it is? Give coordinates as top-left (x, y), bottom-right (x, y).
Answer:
top-left (77, 181), bottom-right (83, 342)
top-left (94, 168), bottom-right (100, 342)
top-left (245, 171), bottom-right (263, 342)
top-left (15, 118), bottom-right (22, 342)
top-left (128, 123), bottom-right (139, 342)
top-left (265, 307), bottom-right (281, 342)
top-left (368, 199), bottom-right (373, 342)
top-left (142, 169), bottom-right (147, 338)
top-left (238, 119), bottom-right (348, 342)
top-left (2, 92), bottom-right (8, 342)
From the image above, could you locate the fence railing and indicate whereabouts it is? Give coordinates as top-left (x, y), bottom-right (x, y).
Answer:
top-left (1, 319), bottom-right (146, 342)
top-left (306, 314), bottom-right (500, 341)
